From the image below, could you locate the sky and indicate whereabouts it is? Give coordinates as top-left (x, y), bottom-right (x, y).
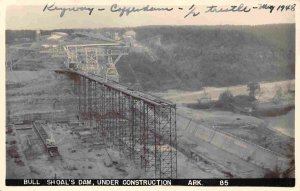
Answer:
top-left (5, 3), bottom-right (296, 30)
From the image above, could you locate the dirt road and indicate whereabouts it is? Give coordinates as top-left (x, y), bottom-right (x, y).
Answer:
top-left (155, 80), bottom-right (294, 104)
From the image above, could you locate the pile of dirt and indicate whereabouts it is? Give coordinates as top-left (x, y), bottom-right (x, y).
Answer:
top-left (6, 71), bottom-right (77, 122)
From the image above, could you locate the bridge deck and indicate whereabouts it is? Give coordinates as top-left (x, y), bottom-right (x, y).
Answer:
top-left (55, 69), bottom-right (176, 107)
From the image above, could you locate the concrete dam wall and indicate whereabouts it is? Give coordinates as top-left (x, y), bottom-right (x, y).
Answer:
top-left (177, 114), bottom-right (290, 172)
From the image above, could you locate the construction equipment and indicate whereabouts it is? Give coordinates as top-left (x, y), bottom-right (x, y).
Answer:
top-left (33, 121), bottom-right (59, 157)
top-left (64, 43), bottom-right (129, 82)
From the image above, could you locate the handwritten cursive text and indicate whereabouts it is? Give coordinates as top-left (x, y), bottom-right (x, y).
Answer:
top-left (110, 4), bottom-right (173, 17)
top-left (43, 2), bottom-right (94, 17)
top-left (206, 4), bottom-right (251, 13)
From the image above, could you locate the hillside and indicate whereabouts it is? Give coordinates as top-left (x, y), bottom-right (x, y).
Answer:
top-left (6, 24), bottom-right (295, 91)
top-left (117, 24), bottom-right (295, 91)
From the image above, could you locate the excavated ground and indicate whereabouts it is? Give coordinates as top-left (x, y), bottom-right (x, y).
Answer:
top-left (6, 45), bottom-right (228, 179)
top-left (6, 36), bottom-right (294, 179)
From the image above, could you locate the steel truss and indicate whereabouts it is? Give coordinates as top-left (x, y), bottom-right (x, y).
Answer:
top-left (64, 45), bottom-right (128, 66)
top-left (64, 45), bottom-right (128, 80)
top-left (72, 74), bottom-right (177, 178)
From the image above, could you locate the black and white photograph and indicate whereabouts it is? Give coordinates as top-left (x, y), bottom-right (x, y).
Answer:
top-left (2, 0), bottom-right (298, 188)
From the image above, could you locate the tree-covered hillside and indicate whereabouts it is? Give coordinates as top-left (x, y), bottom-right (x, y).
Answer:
top-left (6, 24), bottom-right (295, 91)
top-left (117, 24), bottom-right (295, 91)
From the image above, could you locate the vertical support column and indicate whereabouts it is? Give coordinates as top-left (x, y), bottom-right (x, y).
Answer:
top-left (109, 88), bottom-right (113, 144)
top-left (160, 105), bottom-right (170, 178)
top-left (118, 92), bottom-right (122, 150)
top-left (98, 83), bottom-right (104, 138)
top-left (115, 90), bottom-right (119, 147)
top-left (102, 85), bottom-right (107, 141)
top-left (171, 106), bottom-right (177, 178)
top-left (138, 100), bottom-right (145, 169)
top-left (108, 89), bottom-right (116, 146)
top-left (155, 104), bottom-right (177, 179)
top-left (73, 75), bottom-right (77, 94)
top-left (106, 88), bottom-right (112, 145)
top-left (130, 97), bottom-right (135, 161)
top-left (131, 98), bottom-right (142, 164)
top-left (88, 79), bottom-right (92, 129)
top-left (147, 104), bottom-right (156, 178)
top-left (122, 94), bottom-right (131, 159)
top-left (92, 80), bottom-right (97, 133)
top-left (82, 77), bottom-right (87, 122)
top-left (114, 90), bottom-right (118, 147)
top-left (78, 76), bottom-right (82, 119)
top-left (95, 82), bottom-right (100, 136)
top-left (102, 85), bottom-right (107, 143)
top-left (142, 104), bottom-right (147, 173)
top-left (118, 91), bottom-right (121, 147)
top-left (141, 101), bottom-right (146, 170)
top-left (155, 105), bottom-right (161, 178)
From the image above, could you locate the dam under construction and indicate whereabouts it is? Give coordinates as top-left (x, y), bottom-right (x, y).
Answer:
top-left (6, 29), bottom-right (295, 180)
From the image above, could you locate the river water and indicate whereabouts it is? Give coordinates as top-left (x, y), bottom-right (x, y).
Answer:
top-left (263, 109), bottom-right (295, 138)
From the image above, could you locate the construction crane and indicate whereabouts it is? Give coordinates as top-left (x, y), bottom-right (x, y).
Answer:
top-left (64, 43), bottom-right (129, 82)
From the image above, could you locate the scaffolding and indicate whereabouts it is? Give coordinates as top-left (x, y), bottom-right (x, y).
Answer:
top-left (62, 70), bottom-right (177, 179)
top-left (64, 44), bottom-right (128, 80)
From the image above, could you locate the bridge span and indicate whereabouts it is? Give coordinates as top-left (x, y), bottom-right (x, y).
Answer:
top-left (55, 69), bottom-right (177, 179)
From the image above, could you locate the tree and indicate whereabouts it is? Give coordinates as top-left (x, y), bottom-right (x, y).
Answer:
top-left (247, 82), bottom-right (260, 100)
top-left (218, 90), bottom-right (234, 109)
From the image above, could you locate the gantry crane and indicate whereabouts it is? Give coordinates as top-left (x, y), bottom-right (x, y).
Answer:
top-left (64, 43), bottom-right (129, 82)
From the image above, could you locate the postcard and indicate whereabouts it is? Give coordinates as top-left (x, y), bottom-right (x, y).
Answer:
top-left (1, 0), bottom-right (298, 189)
